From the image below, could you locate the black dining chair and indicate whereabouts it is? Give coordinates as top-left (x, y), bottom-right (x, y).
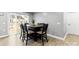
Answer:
top-left (24, 23), bottom-right (34, 45)
top-left (20, 24), bottom-right (26, 42)
top-left (43, 24), bottom-right (48, 42)
top-left (20, 23), bottom-right (33, 43)
top-left (37, 23), bottom-right (48, 45)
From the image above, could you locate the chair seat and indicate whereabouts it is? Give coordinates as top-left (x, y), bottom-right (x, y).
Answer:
top-left (23, 31), bottom-right (34, 34)
top-left (37, 31), bottom-right (46, 34)
top-left (28, 31), bottom-right (34, 34)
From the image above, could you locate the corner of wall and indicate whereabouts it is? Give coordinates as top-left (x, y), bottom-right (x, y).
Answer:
top-left (47, 33), bottom-right (68, 41)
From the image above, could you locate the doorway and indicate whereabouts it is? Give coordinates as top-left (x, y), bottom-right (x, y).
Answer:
top-left (65, 12), bottom-right (79, 35)
top-left (9, 13), bottom-right (30, 35)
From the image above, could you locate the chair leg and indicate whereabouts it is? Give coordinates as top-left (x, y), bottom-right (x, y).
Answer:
top-left (46, 34), bottom-right (48, 42)
top-left (41, 36), bottom-right (44, 46)
top-left (22, 34), bottom-right (25, 42)
top-left (20, 35), bottom-right (22, 39)
top-left (20, 30), bottom-right (22, 39)
top-left (26, 37), bottom-right (28, 46)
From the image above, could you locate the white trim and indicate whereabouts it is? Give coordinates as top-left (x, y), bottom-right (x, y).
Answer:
top-left (68, 33), bottom-right (79, 36)
top-left (47, 33), bottom-right (68, 41)
top-left (47, 34), bottom-right (64, 40)
top-left (63, 32), bottom-right (68, 40)
top-left (0, 35), bottom-right (9, 38)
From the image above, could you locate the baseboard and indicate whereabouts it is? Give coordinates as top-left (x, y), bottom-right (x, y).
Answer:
top-left (47, 34), bottom-right (64, 40)
top-left (63, 33), bottom-right (68, 40)
top-left (68, 33), bottom-right (79, 36)
top-left (0, 35), bottom-right (9, 38)
top-left (47, 33), bottom-right (68, 40)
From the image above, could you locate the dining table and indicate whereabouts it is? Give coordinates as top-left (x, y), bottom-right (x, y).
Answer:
top-left (27, 24), bottom-right (43, 41)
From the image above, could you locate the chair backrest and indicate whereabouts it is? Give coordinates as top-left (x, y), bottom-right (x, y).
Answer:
top-left (20, 24), bottom-right (25, 33)
top-left (42, 24), bottom-right (48, 34)
top-left (24, 23), bottom-right (29, 34)
top-left (20, 23), bottom-right (29, 35)
top-left (38, 23), bottom-right (45, 26)
top-left (24, 23), bottom-right (28, 31)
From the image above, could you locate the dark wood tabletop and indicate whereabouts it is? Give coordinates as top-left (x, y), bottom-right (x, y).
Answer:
top-left (27, 24), bottom-right (43, 41)
top-left (28, 24), bottom-right (43, 27)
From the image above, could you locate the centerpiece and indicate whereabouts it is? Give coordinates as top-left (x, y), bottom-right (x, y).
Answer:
top-left (32, 19), bottom-right (35, 26)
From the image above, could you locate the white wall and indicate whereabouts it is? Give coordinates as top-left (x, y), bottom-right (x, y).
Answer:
top-left (64, 12), bottom-right (79, 35)
top-left (0, 12), bottom-right (8, 36)
top-left (33, 12), bottom-right (66, 38)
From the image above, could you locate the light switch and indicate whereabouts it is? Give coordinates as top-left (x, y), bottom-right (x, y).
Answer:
top-left (57, 22), bottom-right (61, 25)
